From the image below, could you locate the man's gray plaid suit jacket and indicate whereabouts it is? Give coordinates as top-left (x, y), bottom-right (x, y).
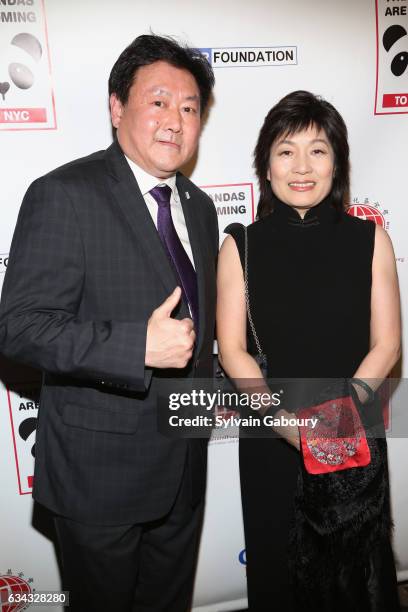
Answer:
top-left (0, 140), bottom-right (219, 525)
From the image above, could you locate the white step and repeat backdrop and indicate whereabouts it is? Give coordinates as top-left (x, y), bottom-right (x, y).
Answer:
top-left (0, 1), bottom-right (407, 610)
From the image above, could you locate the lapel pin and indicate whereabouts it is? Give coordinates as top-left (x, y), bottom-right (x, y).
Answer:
top-left (185, 191), bottom-right (190, 199)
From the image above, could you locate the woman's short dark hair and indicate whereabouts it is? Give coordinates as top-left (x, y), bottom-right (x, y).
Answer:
top-left (254, 90), bottom-right (350, 219)
top-left (108, 34), bottom-right (214, 115)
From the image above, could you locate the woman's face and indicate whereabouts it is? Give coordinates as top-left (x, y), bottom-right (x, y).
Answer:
top-left (267, 125), bottom-right (335, 217)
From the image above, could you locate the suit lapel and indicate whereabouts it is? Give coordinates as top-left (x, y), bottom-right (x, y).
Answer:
top-left (177, 174), bottom-right (210, 356)
top-left (105, 141), bottom-right (187, 305)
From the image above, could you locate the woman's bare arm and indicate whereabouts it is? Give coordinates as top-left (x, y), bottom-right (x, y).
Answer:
top-left (353, 225), bottom-right (401, 400)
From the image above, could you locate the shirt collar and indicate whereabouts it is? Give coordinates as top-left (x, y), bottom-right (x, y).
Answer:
top-left (270, 191), bottom-right (339, 228)
top-left (125, 155), bottom-right (177, 198)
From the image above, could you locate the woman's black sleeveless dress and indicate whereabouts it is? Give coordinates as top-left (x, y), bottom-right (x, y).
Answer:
top-left (226, 195), bottom-right (399, 612)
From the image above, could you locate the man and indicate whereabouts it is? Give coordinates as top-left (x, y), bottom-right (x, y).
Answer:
top-left (0, 34), bottom-right (217, 611)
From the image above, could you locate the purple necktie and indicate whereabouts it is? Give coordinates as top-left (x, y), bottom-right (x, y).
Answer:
top-left (150, 185), bottom-right (199, 330)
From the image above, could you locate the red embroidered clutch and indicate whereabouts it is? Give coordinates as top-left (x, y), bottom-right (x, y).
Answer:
top-left (297, 394), bottom-right (371, 474)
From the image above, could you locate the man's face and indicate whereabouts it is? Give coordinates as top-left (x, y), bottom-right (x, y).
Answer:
top-left (110, 61), bottom-right (201, 179)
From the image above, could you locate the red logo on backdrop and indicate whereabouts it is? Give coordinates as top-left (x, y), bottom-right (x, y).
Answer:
top-left (347, 204), bottom-right (386, 227)
top-left (347, 198), bottom-right (390, 231)
top-left (0, 571), bottom-right (33, 611)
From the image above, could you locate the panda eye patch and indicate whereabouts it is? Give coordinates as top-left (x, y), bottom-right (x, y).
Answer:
top-left (391, 52), bottom-right (408, 77)
top-left (8, 63), bottom-right (34, 89)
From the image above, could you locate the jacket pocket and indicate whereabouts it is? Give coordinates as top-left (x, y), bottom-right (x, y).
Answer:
top-left (61, 402), bottom-right (139, 434)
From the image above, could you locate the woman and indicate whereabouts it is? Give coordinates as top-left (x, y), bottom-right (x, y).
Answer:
top-left (216, 91), bottom-right (401, 611)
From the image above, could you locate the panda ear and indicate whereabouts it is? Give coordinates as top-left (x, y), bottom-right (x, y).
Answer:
top-left (383, 24), bottom-right (407, 52)
top-left (11, 33), bottom-right (43, 63)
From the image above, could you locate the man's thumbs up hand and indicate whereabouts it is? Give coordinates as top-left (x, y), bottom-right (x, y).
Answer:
top-left (153, 286), bottom-right (183, 319)
top-left (145, 287), bottom-right (196, 368)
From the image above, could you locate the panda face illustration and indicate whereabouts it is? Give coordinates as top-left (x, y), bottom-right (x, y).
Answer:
top-left (0, 32), bottom-right (42, 101)
top-left (383, 24), bottom-right (408, 77)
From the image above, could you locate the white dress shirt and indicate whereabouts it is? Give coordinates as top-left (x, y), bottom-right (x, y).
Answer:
top-left (125, 155), bottom-right (195, 268)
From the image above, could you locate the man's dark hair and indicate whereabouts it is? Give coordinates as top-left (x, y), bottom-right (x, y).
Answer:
top-left (108, 34), bottom-right (214, 115)
top-left (254, 90), bottom-right (350, 219)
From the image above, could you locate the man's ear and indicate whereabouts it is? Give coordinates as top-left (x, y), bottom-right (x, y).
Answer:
top-left (110, 93), bottom-right (123, 129)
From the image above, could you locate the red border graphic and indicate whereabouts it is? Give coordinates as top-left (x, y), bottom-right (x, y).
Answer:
top-left (7, 388), bottom-right (34, 496)
top-left (374, 0), bottom-right (408, 116)
top-left (2, 0), bottom-right (57, 132)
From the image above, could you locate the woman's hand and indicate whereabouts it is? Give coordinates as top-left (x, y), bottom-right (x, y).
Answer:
top-left (272, 409), bottom-right (300, 450)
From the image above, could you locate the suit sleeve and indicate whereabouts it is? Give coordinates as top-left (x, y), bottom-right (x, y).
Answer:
top-left (0, 176), bottom-right (152, 392)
